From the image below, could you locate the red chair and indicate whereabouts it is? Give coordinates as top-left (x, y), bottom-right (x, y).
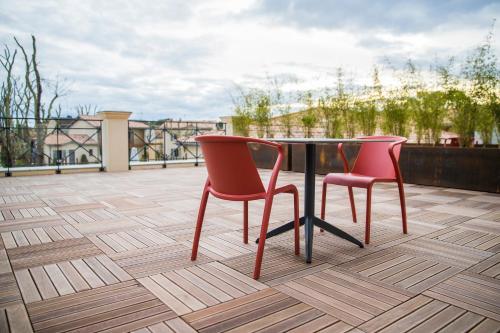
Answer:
top-left (191, 136), bottom-right (300, 279)
top-left (320, 136), bottom-right (408, 244)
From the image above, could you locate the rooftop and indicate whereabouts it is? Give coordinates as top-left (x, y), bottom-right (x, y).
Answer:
top-left (0, 167), bottom-right (499, 332)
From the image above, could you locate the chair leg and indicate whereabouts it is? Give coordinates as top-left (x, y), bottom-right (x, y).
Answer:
top-left (365, 186), bottom-right (372, 245)
top-left (397, 181), bottom-right (408, 234)
top-left (293, 189), bottom-right (300, 256)
top-left (320, 182), bottom-right (327, 232)
top-left (254, 196), bottom-right (274, 279)
top-left (243, 201), bottom-right (249, 244)
top-left (321, 182), bottom-right (327, 220)
top-left (348, 186), bottom-right (357, 223)
top-left (191, 189), bottom-right (209, 260)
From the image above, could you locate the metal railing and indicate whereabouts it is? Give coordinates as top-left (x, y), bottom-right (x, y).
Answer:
top-left (128, 120), bottom-right (227, 168)
top-left (0, 117), bottom-right (103, 176)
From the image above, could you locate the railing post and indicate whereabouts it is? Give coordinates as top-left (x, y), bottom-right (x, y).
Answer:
top-left (163, 124), bottom-right (167, 168)
top-left (99, 120), bottom-right (105, 171)
top-left (5, 125), bottom-right (12, 177)
top-left (98, 111), bottom-right (132, 172)
top-left (195, 122), bottom-right (199, 167)
top-left (55, 122), bottom-right (61, 174)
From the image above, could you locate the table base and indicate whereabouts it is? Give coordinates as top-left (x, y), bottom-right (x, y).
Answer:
top-left (256, 217), bottom-right (364, 263)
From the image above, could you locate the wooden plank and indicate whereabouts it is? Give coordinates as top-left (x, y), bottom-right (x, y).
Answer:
top-left (359, 295), bottom-right (432, 332)
top-left (15, 269), bottom-right (42, 303)
top-left (377, 300), bottom-right (448, 333)
top-left (164, 318), bottom-right (197, 333)
top-left (57, 261), bottom-right (90, 292)
top-left (151, 274), bottom-right (205, 311)
top-left (95, 255), bottom-right (132, 281)
top-left (175, 267), bottom-right (232, 303)
top-left (44, 263), bottom-right (75, 296)
top-left (138, 276), bottom-right (192, 315)
top-left (407, 305), bottom-right (465, 333)
top-left (83, 257), bottom-right (119, 285)
top-left (186, 266), bottom-right (245, 299)
top-left (439, 311), bottom-right (484, 333)
top-left (30, 266), bottom-right (58, 299)
top-left (163, 271), bottom-right (219, 307)
top-left (6, 303), bottom-right (34, 333)
top-left (71, 258), bottom-right (105, 288)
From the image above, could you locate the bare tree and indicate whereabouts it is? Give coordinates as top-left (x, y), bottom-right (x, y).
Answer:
top-left (15, 35), bottom-right (63, 164)
top-left (75, 104), bottom-right (100, 116)
top-left (0, 45), bottom-right (17, 167)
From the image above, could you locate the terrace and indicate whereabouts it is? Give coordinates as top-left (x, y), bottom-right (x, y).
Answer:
top-left (1, 166), bottom-right (499, 332)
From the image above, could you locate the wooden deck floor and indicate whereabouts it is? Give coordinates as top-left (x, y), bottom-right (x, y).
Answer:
top-left (0, 167), bottom-right (499, 332)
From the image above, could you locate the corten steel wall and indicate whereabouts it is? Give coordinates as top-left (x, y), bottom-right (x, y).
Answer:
top-left (251, 143), bottom-right (500, 193)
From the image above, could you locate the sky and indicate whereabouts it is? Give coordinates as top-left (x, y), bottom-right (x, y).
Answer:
top-left (0, 0), bottom-right (499, 120)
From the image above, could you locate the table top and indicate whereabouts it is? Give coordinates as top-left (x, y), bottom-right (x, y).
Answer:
top-left (268, 138), bottom-right (397, 144)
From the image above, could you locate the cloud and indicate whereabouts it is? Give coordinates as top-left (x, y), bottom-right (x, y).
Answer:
top-left (0, 0), bottom-right (498, 120)
top-left (250, 0), bottom-right (499, 33)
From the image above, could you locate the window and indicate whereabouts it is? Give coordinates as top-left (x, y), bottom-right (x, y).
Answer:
top-left (89, 149), bottom-right (94, 156)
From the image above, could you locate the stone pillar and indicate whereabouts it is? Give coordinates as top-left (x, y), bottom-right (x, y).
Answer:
top-left (220, 116), bottom-right (234, 136)
top-left (98, 111), bottom-right (132, 172)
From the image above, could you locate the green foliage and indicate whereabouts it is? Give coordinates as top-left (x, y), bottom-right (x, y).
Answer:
top-left (355, 100), bottom-right (377, 136)
top-left (253, 93), bottom-right (271, 138)
top-left (355, 67), bottom-right (382, 137)
top-left (301, 110), bottom-right (317, 138)
top-left (448, 89), bottom-right (475, 147)
top-left (300, 91), bottom-right (317, 138)
top-left (462, 25), bottom-right (498, 145)
top-left (318, 95), bottom-right (342, 138)
top-left (229, 28), bottom-right (499, 146)
top-left (335, 68), bottom-right (356, 138)
top-left (232, 107), bottom-right (252, 136)
top-left (382, 96), bottom-right (411, 137)
top-left (413, 91), bottom-right (447, 144)
top-left (278, 108), bottom-right (294, 138)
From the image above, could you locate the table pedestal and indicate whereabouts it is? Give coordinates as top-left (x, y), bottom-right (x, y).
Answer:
top-left (256, 143), bottom-right (363, 263)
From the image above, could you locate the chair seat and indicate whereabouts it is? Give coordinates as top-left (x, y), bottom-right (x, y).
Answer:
top-left (324, 173), bottom-right (393, 188)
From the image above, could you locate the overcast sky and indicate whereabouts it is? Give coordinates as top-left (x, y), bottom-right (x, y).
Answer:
top-left (1, 0), bottom-right (499, 120)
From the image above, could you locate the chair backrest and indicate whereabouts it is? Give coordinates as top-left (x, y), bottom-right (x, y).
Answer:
top-left (196, 136), bottom-right (266, 196)
top-left (351, 136), bottom-right (406, 179)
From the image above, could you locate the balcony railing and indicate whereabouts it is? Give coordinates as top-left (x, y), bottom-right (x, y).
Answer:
top-left (128, 120), bottom-right (227, 168)
top-left (0, 117), bottom-right (103, 176)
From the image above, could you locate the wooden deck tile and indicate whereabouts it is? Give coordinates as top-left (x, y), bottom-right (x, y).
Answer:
top-left (87, 228), bottom-right (175, 254)
top-left (111, 243), bottom-right (213, 278)
top-left (139, 262), bottom-right (268, 315)
top-left (1, 225), bottom-right (83, 249)
top-left (424, 272), bottom-right (500, 321)
top-left (0, 272), bottom-right (23, 307)
top-left (26, 280), bottom-right (176, 333)
top-left (59, 208), bottom-right (124, 224)
top-left (155, 222), bottom-right (232, 242)
top-left (15, 255), bottom-right (132, 303)
top-left (0, 303), bottom-right (33, 333)
top-left (359, 295), bottom-right (500, 333)
top-left (340, 248), bottom-right (463, 293)
top-left (406, 210), bottom-right (472, 226)
top-left (222, 246), bottom-right (333, 286)
top-left (0, 167), bottom-right (498, 332)
top-left (469, 253), bottom-right (500, 279)
top-left (7, 237), bottom-right (103, 270)
top-left (182, 288), bottom-right (354, 333)
top-left (132, 318), bottom-right (197, 333)
top-left (0, 206), bottom-right (57, 221)
top-left (396, 238), bottom-right (493, 268)
top-left (276, 268), bottom-right (412, 326)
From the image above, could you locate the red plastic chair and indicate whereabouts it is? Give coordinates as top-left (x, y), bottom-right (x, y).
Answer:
top-left (320, 136), bottom-right (408, 244)
top-left (191, 135), bottom-right (300, 279)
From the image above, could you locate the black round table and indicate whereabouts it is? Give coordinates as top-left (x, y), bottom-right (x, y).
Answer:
top-left (256, 138), bottom-right (395, 263)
